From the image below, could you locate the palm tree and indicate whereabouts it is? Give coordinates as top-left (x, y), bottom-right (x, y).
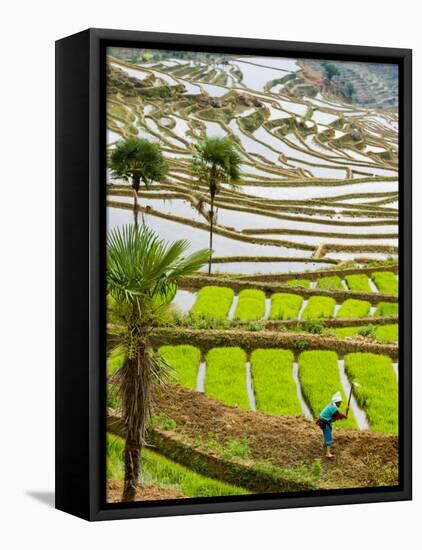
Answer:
top-left (191, 137), bottom-right (242, 274)
top-left (107, 224), bottom-right (209, 502)
top-left (109, 137), bottom-right (168, 223)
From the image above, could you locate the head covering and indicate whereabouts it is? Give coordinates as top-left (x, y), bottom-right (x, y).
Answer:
top-left (332, 391), bottom-right (342, 404)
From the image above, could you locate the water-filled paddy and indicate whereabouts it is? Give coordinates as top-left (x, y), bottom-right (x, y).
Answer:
top-left (107, 206), bottom-right (315, 257)
top-left (107, 52), bottom-right (399, 273)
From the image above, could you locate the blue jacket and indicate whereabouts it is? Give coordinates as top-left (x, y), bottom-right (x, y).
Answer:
top-left (320, 403), bottom-right (340, 423)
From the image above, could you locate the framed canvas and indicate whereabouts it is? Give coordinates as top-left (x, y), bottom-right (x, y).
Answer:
top-left (55, 28), bottom-right (412, 521)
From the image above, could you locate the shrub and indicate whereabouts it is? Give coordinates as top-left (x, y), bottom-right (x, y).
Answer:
top-left (205, 347), bottom-right (249, 409)
top-left (303, 320), bottom-right (326, 334)
top-left (250, 349), bottom-right (301, 415)
top-left (191, 286), bottom-right (234, 320)
top-left (357, 324), bottom-right (376, 337)
top-left (269, 293), bottom-right (303, 320)
top-left (234, 289), bottom-right (266, 321)
top-left (344, 353), bottom-right (398, 434)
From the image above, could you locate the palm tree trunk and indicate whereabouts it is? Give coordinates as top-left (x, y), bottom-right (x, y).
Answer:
top-left (132, 176), bottom-right (141, 227)
top-left (120, 342), bottom-right (151, 502)
top-left (123, 434), bottom-right (141, 502)
top-left (208, 195), bottom-right (215, 275)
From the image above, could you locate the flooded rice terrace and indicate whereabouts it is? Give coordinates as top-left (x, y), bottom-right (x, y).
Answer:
top-left (106, 49), bottom-right (398, 274)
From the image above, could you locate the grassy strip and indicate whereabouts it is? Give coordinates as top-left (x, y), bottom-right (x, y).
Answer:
top-left (191, 286), bottom-right (234, 320)
top-left (234, 289), bottom-right (266, 321)
top-left (344, 353), bottom-right (398, 434)
top-left (301, 296), bottom-right (336, 320)
top-left (316, 276), bottom-right (343, 291)
top-left (332, 324), bottom-right (398, 343)
top-left (286, 279), bottom-right (311, 289)
top-left (251, 349), bottom-right (301, 415)
top-left (158, 345), bottom-right (201, 389)
top-left (345, 274), bottom-right (372, 293)
top-left (375, 302), bottom-right (398, 316)
top-left (337, 299), bottom-right (371, 319)
top-left (374, 324), bottom-right (398, 343)
top-left (298, 351), bottom-right (357, 429)
top-left (269, 293), bottom-right (303, 320)
top-left (205, 347), bottom-right (249, 409)
top-left (107, 434), bottom-right (249, 497)
top-left (371, 271), bottom-right (398, 295)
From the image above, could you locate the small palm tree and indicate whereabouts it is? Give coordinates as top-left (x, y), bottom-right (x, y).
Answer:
top-left (107, 224), bottom-right (209, 502)
top-left (191, 137), bottom-right (242, 274)
top-left (109, 137), bottom-right (168, 222)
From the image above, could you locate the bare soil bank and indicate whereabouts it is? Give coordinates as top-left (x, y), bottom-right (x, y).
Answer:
top-left (152, 385), bottom-right (398, 489)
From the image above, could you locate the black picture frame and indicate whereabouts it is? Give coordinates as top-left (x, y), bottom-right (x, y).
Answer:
top-left (55, 27), bottom-right (412, 521)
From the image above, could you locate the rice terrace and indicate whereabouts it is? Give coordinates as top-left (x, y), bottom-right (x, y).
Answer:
top-left (105, 45), bottom-right (399, 503)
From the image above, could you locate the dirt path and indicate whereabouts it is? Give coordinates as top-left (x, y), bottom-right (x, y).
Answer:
top-left (107, 480), bottom-right (184, 503)
top-left (152, 385), bottom-right (398, 489)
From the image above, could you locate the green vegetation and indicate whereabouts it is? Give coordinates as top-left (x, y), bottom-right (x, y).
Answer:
top-left (205, 347), bottom-right (249, 409)
top-left (301, 296), bottom-right (336, 320)
top-left (108, 347), bottom-right (124, 375)
top-left (253, 458), bottom-right (322, 487)
top-left (286, 278), bottom-right (311, 289)
top-left (107, 224), bottom-right (209, 501)
top-left (239, 111), bottom-right (264, 133)
top-left (158, 345), bottom-right (201, 389)
top-left (374, 324), bottom-right (398, 343)
top-left (374, 302), bottom-right (398, 316)
top-left (332, 323), bottom-right (398, 343)
top-left (107, 434), bottom-right (249, 497)
top-left (269, 293), bottom-right (303, 320)
top-left (109, 137), bottom-right (169, 216)
top-left (345, 274), bottom-right (372, 293)
top-left (371, 272), bottom-right (398, 295)
top-left (337, 299), bottom-right (371, 319)
top-left (322, 62), bottom-right (340, 81)
top-left (298, 351), bottom-right (357, 429)
top-left (302, 320), bottom-right (326, 335)
top-left (344, 353), bottom-right (398, 434)
top-left (191, 286), bottom-right (234, 319)
top-left (316, 276), bottom-right (343, 291)
top-left (332, 326), bottom-right (367, 339)
top-left (191, 137), bottom-right (242, 274)
top-left (200, 432), bottom-right (250, 460)
top-left (234, 289), bottom-right (266, 321)
top-left (251, 349), bottom-right (301, 415)
top-left (150, 412), bottom-right (177, 431)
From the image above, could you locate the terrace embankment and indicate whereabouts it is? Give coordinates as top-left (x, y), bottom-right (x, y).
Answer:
top-left (230, 263), bottom-right (398, 282)
top-left (181, 274), bottom-right (398, 303)
top-left (108, 385), bottom-right (398, 490)
top-left (147, 327), bottom-right (398, 359)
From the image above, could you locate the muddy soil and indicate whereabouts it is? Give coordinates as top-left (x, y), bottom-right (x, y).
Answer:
top-left (107, 480), bottom-right (184, 503)
top-left (152, 385), bottom-right (398, 489)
